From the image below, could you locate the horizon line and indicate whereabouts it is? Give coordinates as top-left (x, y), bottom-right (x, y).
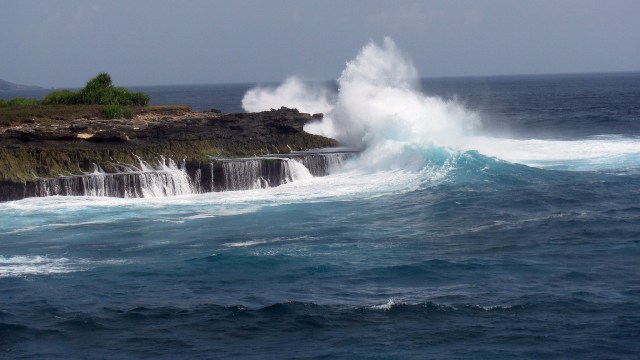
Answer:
top-left (2, 69), bottom-right (639, 91)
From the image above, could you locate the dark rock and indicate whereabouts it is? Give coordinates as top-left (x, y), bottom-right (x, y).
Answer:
top-left (5, 127), bottom-right (76, 141)
top-left (88, 130), bottom-right (129, 142)
top-left (70, 123), bottom-right (89, 131)
top-left (275, 124), bottom-right (297, 134)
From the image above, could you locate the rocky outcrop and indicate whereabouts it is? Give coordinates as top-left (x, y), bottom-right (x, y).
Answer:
top-left (0, 107), bottom-right (336, 201)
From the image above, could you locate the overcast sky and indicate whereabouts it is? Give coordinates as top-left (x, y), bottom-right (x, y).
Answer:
top-left (2, 0), bottom-right (639, 87)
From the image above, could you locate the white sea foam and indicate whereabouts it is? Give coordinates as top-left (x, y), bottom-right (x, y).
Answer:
top-left (371, 298), bottom-right (403, 311)
top-left (464, 135), bottom-right (640, 170)
top-left (223, 235), bottom-right (317, 248)
top-left (0, 167), bottom-right (430, 229)
top-left (0, 255), bottom-right (126, 278)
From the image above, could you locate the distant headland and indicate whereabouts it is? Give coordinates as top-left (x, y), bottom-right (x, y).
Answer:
top-left (0, 78), bottom-right (43, 92)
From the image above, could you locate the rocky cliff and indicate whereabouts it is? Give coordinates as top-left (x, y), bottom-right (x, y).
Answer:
top-left (0, 107), bottom-right (337, 201)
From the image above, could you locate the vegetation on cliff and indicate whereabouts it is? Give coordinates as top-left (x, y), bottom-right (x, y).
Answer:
top-left (43, 72), bottom-right (149, 119)
top-left (42, 73), bottom-right (149, 107)
top-left (0, 73), bottom-right (150, 123)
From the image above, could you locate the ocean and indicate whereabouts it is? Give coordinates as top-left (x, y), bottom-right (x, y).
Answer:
top-left (2, 55), bottom-right (640, 358)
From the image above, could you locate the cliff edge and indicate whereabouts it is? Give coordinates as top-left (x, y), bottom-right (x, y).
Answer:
top-left (0, 107), bottom-right (336, 201)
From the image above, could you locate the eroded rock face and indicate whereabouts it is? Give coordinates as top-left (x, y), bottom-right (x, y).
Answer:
top-left (0, 107), bottom-right (336, 201)
top-left (2, 107), bottom-right (325, 144)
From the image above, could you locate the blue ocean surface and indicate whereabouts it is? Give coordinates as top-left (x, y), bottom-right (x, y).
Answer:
top-left (2, 72), bottom-right (640, 359)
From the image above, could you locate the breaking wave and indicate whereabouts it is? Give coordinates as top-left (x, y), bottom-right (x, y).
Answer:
top-left (242, 37), bottom-right (640, 173)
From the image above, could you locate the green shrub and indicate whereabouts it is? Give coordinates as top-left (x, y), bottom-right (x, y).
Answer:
top-left (85, 72), bottom-right (112, 91)
top-left (97, 87), bottom-right (149, 106)
top-left (102, 104), bottom-right (123, 119)
top-left (0, 99), bottom-right (5, 107)
top-left (99, 87), bottom-right (131, 105)
top-left (42, 72), bottom-right (150, 108)
top-left (42, 89), bottom-right (79, 105)
top-left (76, 89), bottom-right (96, 104)
top-left (102, 105), bottom-right (134, 119)
top-left (122, 107), bottom-right (133, 119)
top-left (129, 92), bottom-right (150, 106)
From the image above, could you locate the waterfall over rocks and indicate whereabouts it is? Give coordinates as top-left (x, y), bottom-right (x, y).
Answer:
top-left (221, 159), bottom-right (275, 191)
top-left (282, 150), bottom-right (356, 176)
top-left (219, 158), bottom-right (313, 191)
top-left (24, 150), bottom-right (358, 200)
top-left (35, 157), bottom-right (195, 198)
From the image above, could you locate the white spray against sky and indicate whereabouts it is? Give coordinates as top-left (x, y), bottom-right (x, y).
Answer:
top-left (242, 38), bottom-right (640, 170)
top-left (243, 38), bottom-right (478, 149)
top-left (242, 38), bottom-right (480, 171)
top-left (242, 77), bottom-right (333, 115)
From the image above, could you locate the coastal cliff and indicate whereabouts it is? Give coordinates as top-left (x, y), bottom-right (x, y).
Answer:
top-left (0, 107), bottom-right (337, 201)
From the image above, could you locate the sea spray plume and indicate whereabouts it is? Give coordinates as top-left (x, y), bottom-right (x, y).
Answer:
top-left (241, 77), bottom-right (334, 114)
top-left (241, 38), bottom-right (479, 171)
top-left (308, 37), bottom-right (478, 149)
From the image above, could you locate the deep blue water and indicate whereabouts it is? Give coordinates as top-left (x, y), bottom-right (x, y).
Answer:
top-left (2, 72), bottom-right (640, 359)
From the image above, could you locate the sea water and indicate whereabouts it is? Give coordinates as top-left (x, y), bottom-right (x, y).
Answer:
top-left (1, 40), bottom-right (639, 359)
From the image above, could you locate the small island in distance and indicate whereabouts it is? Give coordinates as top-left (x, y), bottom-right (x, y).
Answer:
top-left (0, 78), bottom-right (43, 92)
top-left (0, 73), bottom-right (338, 201)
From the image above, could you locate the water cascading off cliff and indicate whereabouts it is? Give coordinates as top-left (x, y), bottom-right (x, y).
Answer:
top-left (193, 151), bottom-right (356, 193)
top-left (35, 157), bottom-right (195, 198)
top-left (29, 151), bottom-right (357, 199)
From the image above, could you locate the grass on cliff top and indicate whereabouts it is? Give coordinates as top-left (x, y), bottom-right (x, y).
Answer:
top-left (0, 104), bottom-right (104, 127)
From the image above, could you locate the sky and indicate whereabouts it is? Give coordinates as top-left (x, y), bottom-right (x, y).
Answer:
top-left (1, 0), bottom-right (639, 87)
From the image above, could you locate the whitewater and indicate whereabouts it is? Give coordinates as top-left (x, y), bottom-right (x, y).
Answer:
top-left (1, 39), bottom-right (639, 359)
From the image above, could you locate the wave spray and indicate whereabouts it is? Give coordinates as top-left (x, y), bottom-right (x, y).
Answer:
top-left (242, 38), bottom-right (640, 172)
top-left (242, 38), bottom-right (478, 170)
